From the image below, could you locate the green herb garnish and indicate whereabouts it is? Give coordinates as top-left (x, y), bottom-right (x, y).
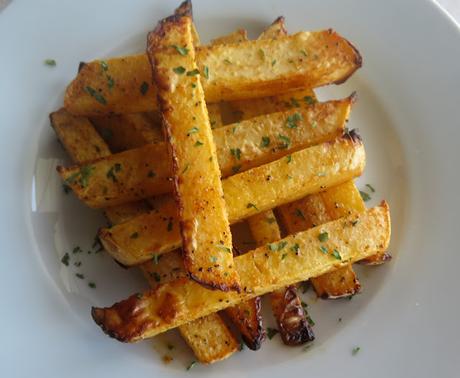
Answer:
top-left (186, 69), bottom-right (200, 76)
top-left (61, 253), bottom-right (70, 266)
top-left (140, 81), bottom-right (149, 95)
top-left (85, 86), bottom-right (106, 105)
top-left (291, 243), bottom-right (300, 253)
top-left (203, 66), bottom-right (209, 79)
top-left (88, 282), bottom-right (96, 289)
top-left (360, 191), bottom-right (371, 202)
top-left (171, 45), bottom-right (189, 55)
top-left (271, 59), bottom-right (277, 66)
top-left (352, 346), bottom-right (361, 356)
top-left (286, 112), bottom-right (302, 129)
top-left (230, 148), bottom-right (241, 160)
top-left (194, 140), bottom-right (204, 147)
top-left (75, 273), bottom-right (84, 279)
top-left (173, 66), bottom-right (186, 74)
top-left (106, 163), bottom-right (122, 182)
top-left (277, 134), bottom-right (291, 149)
top-left (318, 232), bottom-right (329, 242)
top-left (295, 208), bottom-right (305, 220)
top-left (232, 165), bottom-right (242, 174)
top-left (304, 96), bottom-right (316, 105)
top-left (320, 246), bottom-right (328, 254)
top-left (217, 244), bottom-right (232, 254)
top-left (223, 59), bottom-right (232, 64)
top-left (286, 155), bottom-right (292, 163)
top-left (366, 184), bottom-right (375, 193)
top-left (186, 361), bottom-right (197, 371)
top-left (267, 327), bottom-right (279, 339)
top-left (332, 249), bottom-right (342, 260)
top-left (246, 203), bottom-right (259, 211)
top-left (187, 126), bottom-right (199, 135)
top-left (44, 59), bottom-right (56, 66)
top-left (260, 136), bottom-right (270, 148)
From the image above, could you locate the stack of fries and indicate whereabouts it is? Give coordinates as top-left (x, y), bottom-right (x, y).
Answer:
top-left (52, 1), bottom-right (391, 365)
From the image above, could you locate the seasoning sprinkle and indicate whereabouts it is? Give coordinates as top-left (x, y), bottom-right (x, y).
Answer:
top-left (85, 86), bottom-right (106, 105)
top-left (140, 81), bottom-right (149, 95)
top-left (246, 202), bottom-right (259, 211)
top-left (260, 136), bottom-right (270, 148)
top-left (359, 191), bottom-right (371, 202)
top-left (230, 148), bottom-right (242, 160)
top-left (61, 253), bottom-right (70, 266)
top-left (267, 327), bottom-right (279, 340)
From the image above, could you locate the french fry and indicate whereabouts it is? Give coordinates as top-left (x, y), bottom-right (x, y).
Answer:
top-left (50, 108), bottom-right (111, 162)
top-left (57, 143), bottom-right (172, 208)
top-left (65, 30), bottom-right (361, 115)
top-left (92, 204), bottom-right (391, 342)
top-left (58, 97), bottom-right (351, 208)
top-left (320, 181), bottom-right (391, 265)
top-left (99, 134), bottom-right (366, 266)
top-left (147, 15), bottom-right (239, 291)
top-left (278, 191), bottom-right (361, 298)
top-left (247, 211), bottom-right (314, 345)
top-left (90, 113), bottom-right (163, 152)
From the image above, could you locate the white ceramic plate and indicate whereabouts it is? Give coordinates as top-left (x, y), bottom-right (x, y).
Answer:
top-left (1, 0), bottom-right (459, 376)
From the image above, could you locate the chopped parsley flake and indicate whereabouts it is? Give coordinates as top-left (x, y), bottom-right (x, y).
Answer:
top-left (194, 140), bottom-right (204, 147)
top-left (72, 246), bottom-right (82, 254)
top-left (152, 255), bottom-right (160, 265)
top-left (107, 163), bottom-right (122, 182)
top-left (260, 136), bottom-right (270, 148)
top-left (65, 165), bottom-right (95, 188)
top-left (291, 243), bottom-right (300, 253)
top-left (351, 219), bottom-right (359, 226)
top-left (44, 59), bottom-right (56, 66)
top-left (223, 59), bottom-right (232, 64)
top-left (304, 96), bottom-right (316, 105)
top-left (311, 121), bottom-right (318, 128)
top-left (75, 273), bottom-right (84, 279)
top-left (266, 217), bottom-right (276, 224)
top-left (281, 253), bottom-right (288, 260)
top-left (100, 60), bottom-right (109, 71)
top-left (300, 50), bottom-right (308, 57)
top-left (182, 163), bottom-right (190, 174)
top-left (151, 272), bottom-right (161, 282)
top-left (286, 155), bottom-right (292, 163)
top-left (352, 346), bottom-right (361, 356)
top-left (187, 126), bottom-right (199, 135)
top-left (306, 315), bottom-right (315, 327)
top-left (271, 59), bottom-right (277, 66)
top-left (203, 66), bottom-right (209, 79)
top-left (360, 191), bottom-right (371, 202)
top-left (230, 148), bottom-right (242, 160)
top-left (286, 112), bottom-right (302, 128)
top-left (173, 66), bottom-right (186, 74)
top-left (140, 81), bottom-right (149, 95)
top-left (186, 361), bottom-right (197, 371)
top-left (88, 282), bottom-right (96, 289)
top-left (290, 98), bottom-right (300, 107)
top-left (171, 44), bottom-right (189, 55)
top-left (210, 256), bottom-right (218, 263)
top-left (295, 208), bottom-right (305, 220)
top-left (366, 184), bottom-right (375, 193)
top-left (267, 327), bottom-right (279, 339)
top-left (232, 165), bottom-right (242, 174)
top-left (85, 86), bottom-right (106, 105)
top-left (332, 249), bottom-right (342, 260)
top-left (61, 253), bottom-right (70, 266)
top-left (318, 232), bottom-right (329, 242)
top-left (320, 246), bottom-right (328, 254)
top-left (217, 244), bottom-right (232, 254)
top-left (246, 202), bottom-right (259, 211)
top-left (277, 134), bottom-right (291, 149)
top-left (186, 69), bottom-right (200, 76)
